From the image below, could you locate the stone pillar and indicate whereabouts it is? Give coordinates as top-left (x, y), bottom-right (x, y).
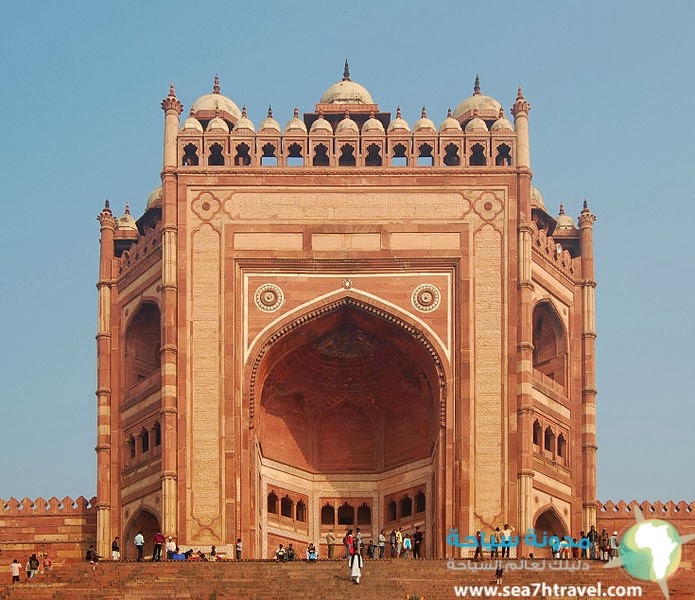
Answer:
top-left (95, 200), bottom-right (115, 559)
top-left (511, 88), bottom-right (531, 170)
top-left (578, 201), bottom-right (598, 531)
top-left (513, 88), bottom-right (534, 551)
top-left (160, 86), bottom-right (182, 538)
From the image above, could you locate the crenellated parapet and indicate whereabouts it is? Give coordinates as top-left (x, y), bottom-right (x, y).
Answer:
top-left (118, 222), bottom-right (162, 277)
top-left (529, 220), bottom-right (575, 278)
top-left (595, 499), bottom-right (695, 536)
top-left (0, 495), bottom-right (97, 515)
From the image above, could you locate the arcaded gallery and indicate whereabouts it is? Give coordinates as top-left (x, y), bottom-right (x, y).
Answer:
top-left (94, 63), bottom-right (598, 559)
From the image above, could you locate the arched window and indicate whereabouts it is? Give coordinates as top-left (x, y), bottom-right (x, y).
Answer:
top-left (124, 302), bottom-right (161, 390)
top-left (392, 143), bottom-right (408, 166)
top-left (417, 143), bottom-right (434, 166)
top-left (544, 427), bottom-right (555, 453)
top-left (400, 495), bottom-right (412, 518)
top-left (261, 143), bottom-right (277, 166)
top-left (267, 492), bottom-right (278, 514)
top-left (321, 504), bottom-right (335, 525)
top-left (296, 500), bottom-right (306, 522)
top-left (469, 143), bottom-right (486, 166)
top-left (208, 142), bottom-right (225, 166)
top-left (140, 429), bottom-right (149, 453)
top-left (557, 433), bottom-right (566, 459)
top-left (365, 143), bottom-right (382, 166)
top-left (533, 302), bottom-right (567, 386)
top-left (386, 499), bottom-right (397, 522)
top-left (182, 143), bottom-right (199, 166)
top-left (444, 143), bottom-right (460, 166)
top-left (286, 142), bottom-right (304, 167)
top-left (357, 503), bottom-right (371, 525)
top-left (153, 422), bottom-right (161, 447)
top-left (235, 142), bottom-right (251, 166)
top-left (338, 502), bottom-right (354, 525)
top-left (127, 435), bottom-right (136, 459)
top-left (281, 495), bottom-right (294, 518)
top-left (415, 491), bottom-right (426, 513)
top-left (313, 144), bottom-right (329, 166)
top-left (495, 143), bottom-right (512, 166)
top-left (339, 144), bottom-right (356, 166)
top-left (533, 420), bottom-right (542, 446)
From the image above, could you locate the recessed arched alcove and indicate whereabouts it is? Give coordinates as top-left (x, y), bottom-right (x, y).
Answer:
top-left (251, 299), bottom-right (445, 555)
top-left (257, 304), bottom-right (439, 473)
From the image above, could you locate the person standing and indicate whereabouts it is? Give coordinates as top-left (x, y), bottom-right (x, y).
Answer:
top-left (378, 529), bottom-right (386, 559)
top-left (152, 531), bottom-right (165, 561)
top-left (501, 523), bottom-right (515, 559)
top-left (403, 534), bottom-right (412, 558)
top-left (413, 526), bottom-right (423, 559)
top-left (395, 527), bottom-right (403, 558)
top-left (134, 530), bottom-right (145, 562)
top-left (473, 531), bottom-right (484, 561)
top-left (10, 559), bottom-right (22, 584)
top-left (326, 529), bottom-right (336, 559)
top-left (587, 525), bottom-right (598, 560)
top-left (349, 538), bottom-right (363, 584)
top-left (112, 536), bottom-right (121, 561)
top-left (42, 553), bottom-right (52, 573)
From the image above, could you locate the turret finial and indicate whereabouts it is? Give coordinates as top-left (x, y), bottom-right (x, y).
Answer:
top-left (213, 74), bottom-right (220, 94)
top-left (583, 199), bottom-right (589, 211)
top-left (516, 86), bottom-right (525, 101)
top-left (343, 59), bottom-right (350, 81)
top-left (105, 197), bottom-right (110, 209)
top-left (168, 83), bottom-right (176, 98)
top-left (474, 74), bottom-right (481, 95)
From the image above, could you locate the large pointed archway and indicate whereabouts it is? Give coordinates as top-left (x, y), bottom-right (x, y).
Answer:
top-left (246, 297), bottom-right (447, 557)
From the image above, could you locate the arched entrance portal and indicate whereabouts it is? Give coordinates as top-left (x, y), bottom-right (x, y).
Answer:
top-left (252, 299), bottom-right (444, 557)
top-left (533, 507), bottom-right (568, 557)
top-left (124, 509), bottom-right (160, 560)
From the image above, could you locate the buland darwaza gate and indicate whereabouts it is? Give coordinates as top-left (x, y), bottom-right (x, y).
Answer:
top-left (94, 62), bottom-right (598, 560)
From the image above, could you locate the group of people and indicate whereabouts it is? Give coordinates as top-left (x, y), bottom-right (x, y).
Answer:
top-left (107, 532), bottom-right (243, 562)
top-left (582, 525), bottom-right (620, 561)
top-left (8, 553), bottom-right (51, 584)
top-left (323, 526), bottom-right (424, 561)
top-left (274, 542), bottom-right (318, 562)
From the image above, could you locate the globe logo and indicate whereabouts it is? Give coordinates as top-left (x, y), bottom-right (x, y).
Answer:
top-left (619, 519), bottom-right (681, 582)
top-left (605, 508), bottom-right (694, 599)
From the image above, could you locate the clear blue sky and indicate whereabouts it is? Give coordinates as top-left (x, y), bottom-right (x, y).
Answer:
top-left (0, 0), bottom-right (692, 505)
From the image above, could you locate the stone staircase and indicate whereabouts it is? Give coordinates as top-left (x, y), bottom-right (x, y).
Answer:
top-left (0, 557), bottom-right (692, 599)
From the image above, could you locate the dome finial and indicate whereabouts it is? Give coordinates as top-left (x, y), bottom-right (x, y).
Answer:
top-left (125, 202), bottom-right (131, 215)
top-left (242, 105), bottom-right (247, 118)
top-left (447, 107), bottom-right (452, 118)
top-left (213, 74), bottom-right (220, 94)
top-left (343, 59), bottom-right (350, 81)
top-left (474, 74), bottom-right (481, 96)
top-left (294, 106), bottom-right (299, 119)
top-left (396, 106), bottom-right (402, 119)
top-left (421, 106), bottom-right (427, 118)
top-left (267, 105), bottom-right (273, 118)
top-left (559, 203), bottom-right (566, 215)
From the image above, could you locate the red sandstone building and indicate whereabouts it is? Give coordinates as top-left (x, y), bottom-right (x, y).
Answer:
top-left (91, 65), bottom-right (599, 560)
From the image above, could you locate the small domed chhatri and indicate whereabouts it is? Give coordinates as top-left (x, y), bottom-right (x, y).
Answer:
top-left (235, 106), bottom-right (256, 134)
top-left (181, 110), bottom-right (204, 133)
top-left (335, 110), bottom-right (359, 134)
top-left (413, 107), bottom-right (436, 133)
top-left (387, 106), bottom-right (410, 133)
top-left (439, 108), bottom-right (462, 133)
top-left (309, 111), bottom-right (333, 135)
top-left (146, 186), bottom-right (162, 209)
top-left (259, 106), bottom-right (281, 133)
top-left (319, 60), bottom-right (374, 105)
top-left (284, 107), bottom-right (307, 134)
top-left (206, 115), bottom-right (229, 133)
top-left (453, 75), bottom-right (503, 125)
top-left (191, 74), bottom-right (242, 123)
top-left (362, 111), bottom-right (385, 135)
top-left (555, 204), bottom-right (576, 230)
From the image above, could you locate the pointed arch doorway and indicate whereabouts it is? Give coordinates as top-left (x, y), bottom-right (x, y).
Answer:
top-left (244, 297), bottom-right (448, 558)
